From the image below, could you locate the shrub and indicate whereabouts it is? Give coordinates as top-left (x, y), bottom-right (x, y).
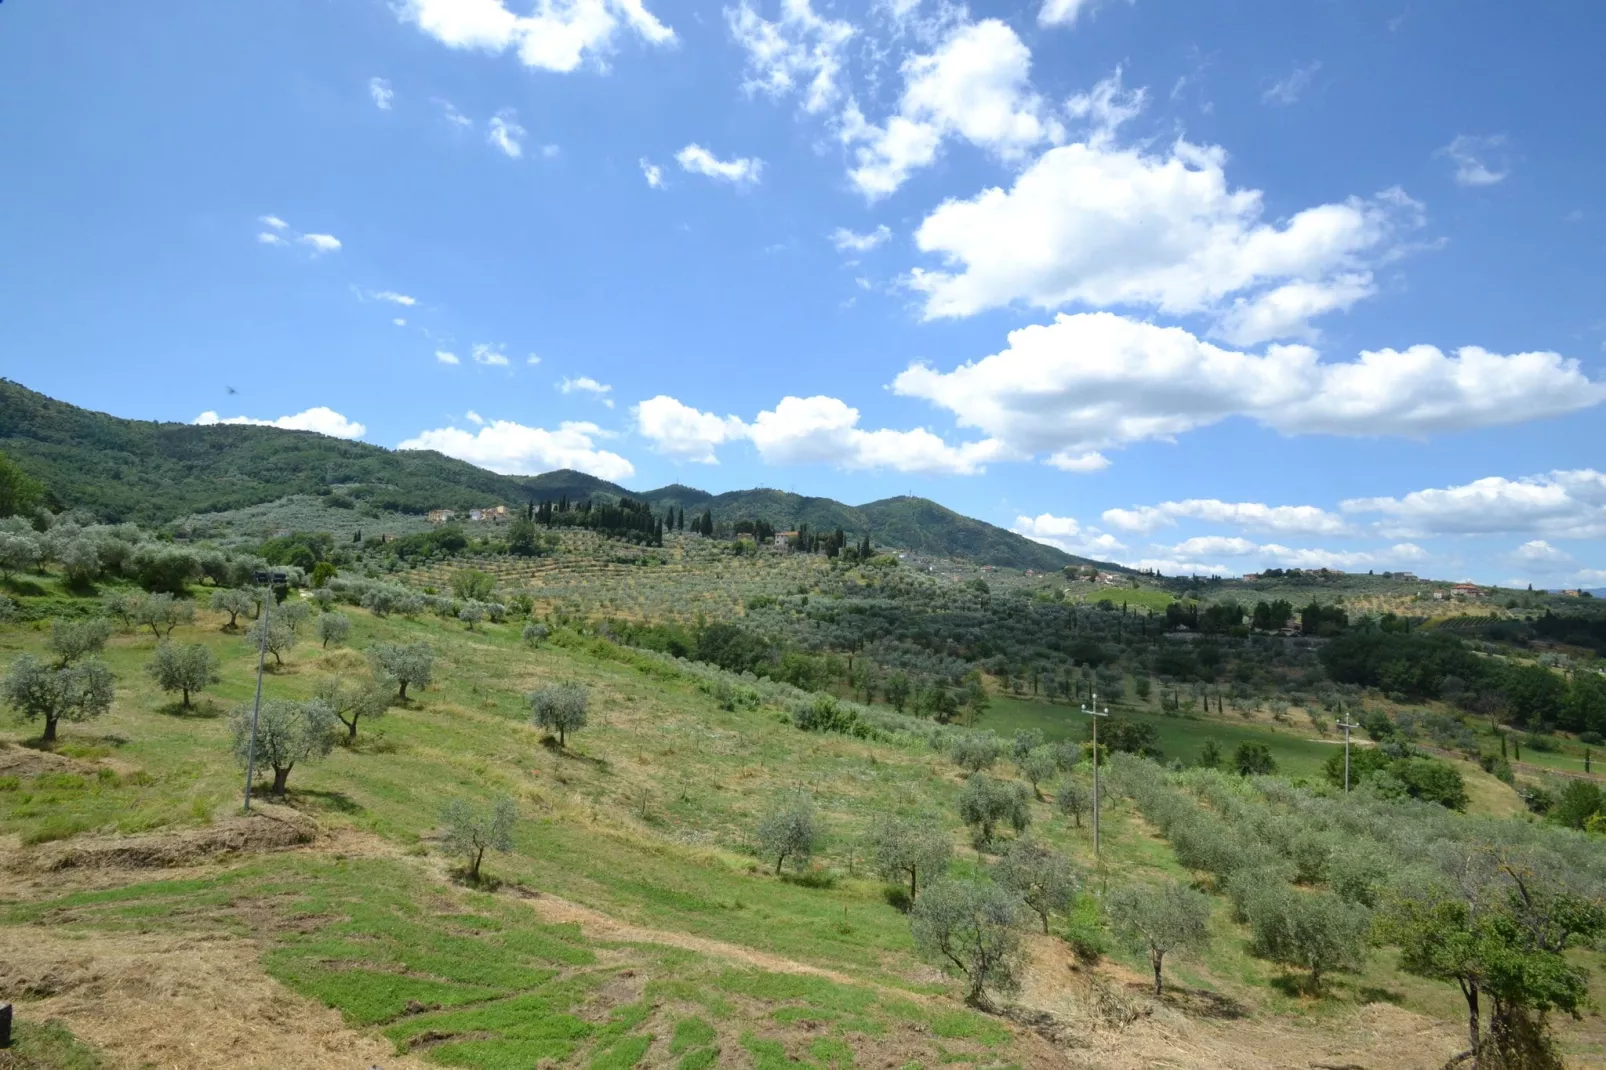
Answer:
top-left (1234, 741), bottom-right (1276, 776)
top-left (1055, 777), bottom-right (1091, 828)
top-left (1245, 885), bottom-right (1369, 991)
top-left (1019, 747), bottom-right (1058, 798)
top-left (522, 621), bottom-right (550, 647)
top-left (910, 878), bottom-right (1025, 1004)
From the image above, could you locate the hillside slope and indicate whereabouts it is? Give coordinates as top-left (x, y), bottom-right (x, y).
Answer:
top-left (0, 380), bottom-right (1084, 569)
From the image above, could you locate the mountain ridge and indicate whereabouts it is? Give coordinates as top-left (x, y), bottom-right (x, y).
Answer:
top-left (0, 380), bottom-right (1093, 572)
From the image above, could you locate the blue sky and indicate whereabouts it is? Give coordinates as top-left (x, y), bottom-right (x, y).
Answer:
top-left (2, 0), bottom-right (1604, 587)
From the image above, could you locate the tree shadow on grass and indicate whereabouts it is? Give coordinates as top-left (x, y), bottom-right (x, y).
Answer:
top-left (293, 788), bottom-right (364, 815)
top-left (1159, 986), bottom-right (1250, 1020)
top-left (3, 577), bottom-right (48, 597)
top-left (1356, 985), bottom-right (1405, 1006)
top-left (539, 736), bottom-right (609, 769)
top-left (21, 732), bottom-right (130, 754)
top-left (158, 699), bottom-right (223, 720)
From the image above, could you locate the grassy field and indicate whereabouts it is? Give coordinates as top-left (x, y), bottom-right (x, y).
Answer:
top-left (0, 576), bottom-right (1592, 1068)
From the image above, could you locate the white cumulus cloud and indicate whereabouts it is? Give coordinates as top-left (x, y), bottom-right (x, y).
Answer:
top-left (396, 0), bottom-right (675, 74)
top-left (472, 344), bottom-right (511, 366)
top-left (676, 144), bottom-right (763, 185)
top-left (640, 158), bottom-right (665, 187)
top-left (298, 233), bottom-right (342, 254)
top-left (436, 350), bottom-right (461, 364)
top-left (634, 395), bottom-right (749, 463)
top-left (1038, 0), bottom-right (1129, 28)
top-left (399, 419), bottom-right (635, 480)
top-left (891, 312), bottom-right (1606, 466)
top-left (559, 376), bottom-right (614, 406)
top-left (1010, 513), bottom-right (1127, 557)
top-left (1101, 498), bottom-right (1351, 536)
top-left (907, 70), bottom-right (1420, 336)
top-left (843, 19), bottom-right (1060, 199)
top-left (194, 407), bottom-right (367, 439)
top-left (1343, 470), bottom-right (1606, 539)
top-left (727, 0), bottom-right (855, 114)
top-left (830, 225), bottom-right (891, 252)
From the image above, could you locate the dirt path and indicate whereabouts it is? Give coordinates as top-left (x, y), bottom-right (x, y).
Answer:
top-left (511, 887), bottom-right (909, 993)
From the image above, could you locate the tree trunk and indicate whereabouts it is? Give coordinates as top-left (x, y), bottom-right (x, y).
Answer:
top-left (1153, 953), bottom-right (1164, 996)
top-left (1041, 911), bottom-right (1050, 935)
top-left (471, 847), bottom-right (484, 881)
top-left (271, 765), bottom-right (291, 795)
top-left (347, 717), bottom-right (359, 740)
top-left (910, 870), bottom-right (918, 900)
top-left (399, 681), bottom-right (409, 700)
top-left (776, 853), bottom-right (785, 875)
top-left (559, 726), bottom-right (566, 747)
top-left (42, 715), bottom-right (59, 743)
top-left (1463, 982), bottom-right (1481, 1069)
top-left (181, 688), bottom-right (191, 709)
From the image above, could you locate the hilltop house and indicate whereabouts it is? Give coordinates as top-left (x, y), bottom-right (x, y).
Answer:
top-left (468, 505), bottom-right (509, 522)
top-left (427, 509), bottom-right (455, 524)
top-left (773, 531), bottom-right (797, 549)
top-left (1452, 583), bottom-right (1484, 598)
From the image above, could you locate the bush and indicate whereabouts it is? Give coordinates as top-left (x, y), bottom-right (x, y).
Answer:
top-left (522, 621), bottom-right (549, 647)
top-left (1234, 741), bottom-right (1276, 776)
top-left (315, 612), bottom-right (351, 649)
top-left (910, 878), bottom-right (1026, 1004)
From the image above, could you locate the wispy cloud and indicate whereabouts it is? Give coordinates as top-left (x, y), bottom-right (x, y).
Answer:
top-left (472, 344), bottom-right (510, 366)
top-left (676, 143), bottom-right (763, 186)
top-left (1262, 61), bottom-right (1321, 105)
top-left (559, 375), bottom-right (615, 407)
top-left (436, 350), bottom-right (460, 365)
top-left (830, 225), bottom-right (891, 253)
top-left (640, 159), bottom-right (665, 188)
top-left (487, 109), bottom-right (526, 158)
top-left (369, 77), bottom-right (394, 110)
top-left (1438, 134), bottom-right (1510, 187)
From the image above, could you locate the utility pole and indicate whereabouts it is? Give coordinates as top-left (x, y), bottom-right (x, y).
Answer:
top-left (1337, 717), bottom-right (1360, 793)
top-left (1081, 691), bottom-right (1110, 855)
top-left (242, 570), bottom-right (281, 812)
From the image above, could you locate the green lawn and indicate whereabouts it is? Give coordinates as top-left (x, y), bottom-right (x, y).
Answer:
top-left (976, 694), bottom-right (1339, 780)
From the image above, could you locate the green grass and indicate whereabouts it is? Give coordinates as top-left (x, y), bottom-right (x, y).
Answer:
top-left (0, 1019), bottom-right (107, 1070)
top-left (977, 694), bottom-right (1337, 779)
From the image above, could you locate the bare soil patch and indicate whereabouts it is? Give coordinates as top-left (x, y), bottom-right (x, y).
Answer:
top-left (15, 803), bottom-right (317, 874)
top-left (0, 927), bottom-right (429, 1070)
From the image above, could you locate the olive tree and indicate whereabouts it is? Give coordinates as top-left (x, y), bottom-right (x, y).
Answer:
top-left (951, 732), bottom-right (1002, 775)
top-left (521, 621), bottom-right (549, 647)
top-left (2, 654), bottom-right (116, 743)
top-left (135, 593), bottom-right (195, 639)
top-left (1106, 880), bottom-right (1213, 995)
top-left (1245, 885), bottom-right (1369, 992)
top-left (145, 641), bottom-right (218, 709)
top-left (48, 618), bottom-right (111, 668)
top-left (315, 612), bottom-right (351, 649)
top-left (451, 569), bottom-right (495, 601)
top-left (993, 838), bottom-right (1078, 933)
top-left (228, 697), bottom-right (337, 795)
top-left (1056, 777), bottom-right (1091, 828)
top-left (957, 774), bottom-right (1031, 846)
top-left (209, 587), bottom-right (254, 630)
top-left (314, 674), bottom-right (391, 740)
top-left (910, 878), bottom-right (1026, 1004)
top-left (458, 601), bottom-right (485, 631)
top-left (756, 794), bottom-right (818, 874)
top-left (1020, 747), bottom-right (1057, 799)
top-left (530, 682), bottom-right (588, 747)
top-left (1010, 728), bottom-right (1044, 764)
top-left (245, 616), bottom-right (296, 666)
top-left (369, 642), bottom-right (434, 700)
top-left (0, 531), bottom-right (40, 579)
top-left (868, 815), bottom-right (953, 901)
top-left (441, 795), bottom-right (518, 882)
top-left (277, 599), bottom-right (312, 635)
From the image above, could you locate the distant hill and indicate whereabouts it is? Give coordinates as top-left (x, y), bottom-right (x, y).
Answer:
top-left (0, 380), bottom-right (1089, 571)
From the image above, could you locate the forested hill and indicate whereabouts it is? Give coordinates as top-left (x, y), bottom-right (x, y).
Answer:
top-left (0, 380), bottom-right (1084, 570)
